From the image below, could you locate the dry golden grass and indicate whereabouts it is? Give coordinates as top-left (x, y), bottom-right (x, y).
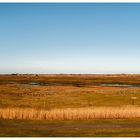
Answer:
top-left (0, 107), bottom-right (140, 120)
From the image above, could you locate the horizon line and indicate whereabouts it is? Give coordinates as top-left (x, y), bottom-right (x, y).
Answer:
top-left (0, 73), bottom-right (140, 75)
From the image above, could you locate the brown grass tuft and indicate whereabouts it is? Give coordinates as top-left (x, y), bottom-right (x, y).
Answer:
top-left (0, 107), bottom-right (140, 120)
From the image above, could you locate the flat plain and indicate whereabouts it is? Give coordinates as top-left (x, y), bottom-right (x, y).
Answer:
top-left (1, 74), bottom-right (140, 137)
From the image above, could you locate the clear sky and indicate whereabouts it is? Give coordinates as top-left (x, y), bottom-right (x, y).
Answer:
top-left (0, 3), bottom-right (140, 74)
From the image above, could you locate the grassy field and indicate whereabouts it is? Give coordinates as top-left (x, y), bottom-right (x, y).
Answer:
top-left (1, 119), bottom-right (140, 137)
top-left (1, 74), bottom-right (140, 136)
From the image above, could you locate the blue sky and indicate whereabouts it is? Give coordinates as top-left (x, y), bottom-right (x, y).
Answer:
top-left (0, 3), bottom-right (140, 74)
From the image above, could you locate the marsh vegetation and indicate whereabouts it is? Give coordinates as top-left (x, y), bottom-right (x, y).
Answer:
top-left (1, 74), bottom-right (140, 136)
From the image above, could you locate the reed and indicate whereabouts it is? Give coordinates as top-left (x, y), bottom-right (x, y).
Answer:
top-left (0, 107), bottom-right (140, 120)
